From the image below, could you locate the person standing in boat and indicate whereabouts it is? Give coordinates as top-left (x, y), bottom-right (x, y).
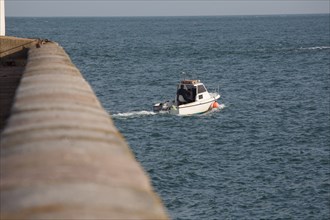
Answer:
top-left (177, 85), bottom-right (193, 105)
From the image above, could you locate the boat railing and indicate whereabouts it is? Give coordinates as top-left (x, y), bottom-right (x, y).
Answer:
top-left (209, 84), bottom-right (220, 95)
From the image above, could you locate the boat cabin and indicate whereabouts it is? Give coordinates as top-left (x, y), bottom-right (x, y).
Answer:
top-left (176, 80), bottom-right (211, 105)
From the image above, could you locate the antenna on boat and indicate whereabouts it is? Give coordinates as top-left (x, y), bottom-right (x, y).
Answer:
top-left (181, 71), bottom-right (186, 80)
top-left (0, 0), bottom-right (5, 36)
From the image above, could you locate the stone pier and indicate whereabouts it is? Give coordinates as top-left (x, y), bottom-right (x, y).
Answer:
top-left (0, 36), bottom-right (168, 219)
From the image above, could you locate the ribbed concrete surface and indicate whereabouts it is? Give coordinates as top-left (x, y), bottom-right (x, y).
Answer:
top-left (0, 42), bottom-right (168, 219)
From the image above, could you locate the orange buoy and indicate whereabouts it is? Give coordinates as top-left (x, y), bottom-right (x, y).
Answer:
top-left (212, 101), bottom-right (219, 108)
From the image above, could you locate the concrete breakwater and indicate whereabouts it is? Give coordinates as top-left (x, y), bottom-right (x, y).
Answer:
top-left (0, 37), bottom-right (168, 219)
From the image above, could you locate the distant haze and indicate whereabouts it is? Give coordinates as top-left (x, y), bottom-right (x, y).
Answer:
top-left (5, 0), bottom-right (330, 17)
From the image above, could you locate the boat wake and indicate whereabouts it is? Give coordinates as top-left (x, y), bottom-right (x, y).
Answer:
top-left (218, 103), bottom-right (226, 110)
top-left (112, 104), bottom-right (226, 119)
top-left (298, 46), bottom-right (330, 50)
top-left (112, 110), bottom-right (156, 119)
top-left (205, 103), bottom-right (226, 114)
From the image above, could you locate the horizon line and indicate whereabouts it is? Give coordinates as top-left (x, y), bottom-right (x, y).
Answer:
top-left (6, 12), bottom-right (329, 18)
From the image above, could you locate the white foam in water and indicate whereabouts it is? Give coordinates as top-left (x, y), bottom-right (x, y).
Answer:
top-left (112, 110), bottom-right (156, 119)
top-left (113, 104), bottom-right (225, 118)
top-left (218, 103), bottom-right (226, 110)
top-left (299, 46), bottom-right (330, 50)
top-left (201, 103), bottom-right (226, 115)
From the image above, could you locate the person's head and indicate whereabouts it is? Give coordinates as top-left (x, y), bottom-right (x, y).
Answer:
top-left (180, 85), bottom-right (184, 89)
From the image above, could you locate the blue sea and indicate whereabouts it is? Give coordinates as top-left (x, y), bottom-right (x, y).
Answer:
top-left (7, 14), bottom-right (330, 219)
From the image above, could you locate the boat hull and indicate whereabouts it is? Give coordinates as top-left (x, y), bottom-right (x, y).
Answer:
top-left (170, 97), bottom-right (219, 115)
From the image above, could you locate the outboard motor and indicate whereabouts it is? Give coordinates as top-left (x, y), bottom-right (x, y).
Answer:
top-left (153, 101), bottom-right (173, 112)
top-left (153, 103), bottom-right (163, 112)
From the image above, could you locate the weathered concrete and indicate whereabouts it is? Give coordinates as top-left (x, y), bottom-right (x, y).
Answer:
top-left (0, 36), bottom-right (40, 131)
top-left (0, 36), bottom-right (39, 63)
top-left (0, 39), bottom-right (168, 219)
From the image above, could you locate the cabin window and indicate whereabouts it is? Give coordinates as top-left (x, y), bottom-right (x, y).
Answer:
top-left (199, 94), bottom-right (203, 99)
top-left (198, 85), bottom-right (206, 93)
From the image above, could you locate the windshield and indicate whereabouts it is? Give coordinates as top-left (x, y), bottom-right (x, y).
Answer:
top-left (197, 85), bottom-right (207, 93)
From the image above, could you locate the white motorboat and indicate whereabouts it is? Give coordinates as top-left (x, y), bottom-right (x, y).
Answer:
top-left (153, 79), bottom-right (220, 115)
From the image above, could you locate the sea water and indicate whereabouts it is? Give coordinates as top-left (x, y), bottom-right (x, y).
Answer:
top-left (7, 15), bottom-right (330, 219)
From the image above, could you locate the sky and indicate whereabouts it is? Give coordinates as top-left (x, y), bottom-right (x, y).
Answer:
top-left (4, 0), bottom-right (330, 17)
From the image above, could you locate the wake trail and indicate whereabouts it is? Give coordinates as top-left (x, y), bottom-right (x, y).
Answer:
top-left (112, 104), bottom-right (226, 118)
top-left (112, 110), bottom-right (156, 119)
top-left (298, 46), bottom-right (330, 50)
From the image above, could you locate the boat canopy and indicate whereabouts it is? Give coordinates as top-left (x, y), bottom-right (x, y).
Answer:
top-left (180, 80), bottom-right (200, 85)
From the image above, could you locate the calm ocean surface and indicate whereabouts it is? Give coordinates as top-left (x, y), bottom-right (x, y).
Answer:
top-left (7, 15), bottom-right (330, 219)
